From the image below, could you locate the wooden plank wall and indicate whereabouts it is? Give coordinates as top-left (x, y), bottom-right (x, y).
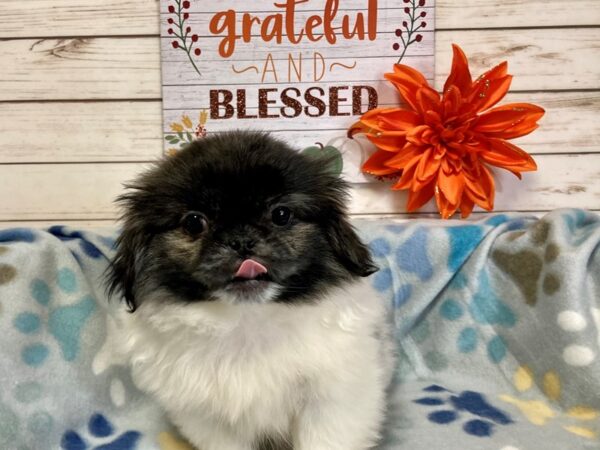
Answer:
top-left (0, 0), bottom-right (599, 227)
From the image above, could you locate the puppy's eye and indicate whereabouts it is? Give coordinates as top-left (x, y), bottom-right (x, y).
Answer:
top-left (272, 206), bottom-right (292, 226)
top-left (181, 212), bottom-right (207, 236)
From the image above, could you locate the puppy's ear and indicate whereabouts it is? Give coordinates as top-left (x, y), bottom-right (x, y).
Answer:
top-left (327, 217), bottom-right (378, 277)
top-left (106, 227), bottom-right (146, 312)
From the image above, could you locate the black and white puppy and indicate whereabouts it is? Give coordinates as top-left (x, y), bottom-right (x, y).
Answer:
top-left (107, 131), bottom-right (394, 450)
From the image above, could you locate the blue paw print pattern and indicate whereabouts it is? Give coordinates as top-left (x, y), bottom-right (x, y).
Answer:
top-left (563, 210), bottom-right (599, 246)
top-left (414, 385), bottom-right (513, 437)
top-left (446, 225), bottom-right (484, 272)
top-left (369, 229), bottom-right (436, 309)
top-left (369, 238), bottom-right (415, 308)
top-left (61, 413), bottom-right (141, 450)
top-left (48, 226), bottom-right (112, 260)
top-left (396, 228), bottom-right (433, 281)
top-left (14, 267), bottom-right (96, 367)
top-left (438, 269), bottom-right (516, 364)
top-left (0, 228), bottom-right (37, 243)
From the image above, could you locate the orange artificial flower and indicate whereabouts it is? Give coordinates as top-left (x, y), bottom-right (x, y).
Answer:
top-left (350, 44), bottom-right (544, 219)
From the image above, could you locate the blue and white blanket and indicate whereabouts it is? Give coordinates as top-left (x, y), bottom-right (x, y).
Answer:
top-left (0, 209), bottom-right (599, 450)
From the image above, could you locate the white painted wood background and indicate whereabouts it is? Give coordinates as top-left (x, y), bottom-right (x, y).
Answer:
top-left (0, 0), bottom-right (599, 227)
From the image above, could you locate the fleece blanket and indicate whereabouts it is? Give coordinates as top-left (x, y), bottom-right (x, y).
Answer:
top-left (0, 209), bottom-right (599, 450)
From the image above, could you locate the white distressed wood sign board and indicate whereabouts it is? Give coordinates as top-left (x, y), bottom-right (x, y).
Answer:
top-left (160, 0), bottom-right (435, 182)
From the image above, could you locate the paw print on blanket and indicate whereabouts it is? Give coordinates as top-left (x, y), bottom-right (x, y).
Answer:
top-left (48, 226), bottom-right (115, 262)
top-left (62, 413), bottom-right (141, 450)
top-left (0, 381), bottom-right (54, 446)
top-left (492, 219), bottom-right (562, 306)
top-left (369, 228), bottom-right (437, 309)
top-left (499, 366), bottom-right (598, 440)
top-left (14, 267), bottom-right (96, 367)
top-left (414, 385), bottom-right (513, 437)
top-left (440, 269), bottom-right (516, 364)
top-left (554, 307), bottom-right (599, 367)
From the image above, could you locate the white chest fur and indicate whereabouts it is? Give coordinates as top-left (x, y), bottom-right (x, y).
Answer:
top-left (116, 280), bottom-right (391, 448)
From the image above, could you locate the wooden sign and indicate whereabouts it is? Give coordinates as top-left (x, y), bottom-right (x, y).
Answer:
top-left (160, 0), bottom-right (435, 182)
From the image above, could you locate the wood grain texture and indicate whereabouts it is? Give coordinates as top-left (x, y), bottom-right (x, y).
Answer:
top-left (1, 0), bottom-right (598, 38)
top-left (0, 38), bottom-right (160, 101)
top-left (1, 154), bottom-right (598, 221)
top-left (0, 102), bottom-right (164, 163)
top-left (1, 91), bottom-right (596, 163)
top-left (1, 28), bottom-right (598, 101)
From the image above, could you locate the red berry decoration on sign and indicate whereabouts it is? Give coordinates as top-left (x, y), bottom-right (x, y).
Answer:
top-left (393, 0), bottom-right (428, 63)
top-left (166, 0), bottom-right (202, 77)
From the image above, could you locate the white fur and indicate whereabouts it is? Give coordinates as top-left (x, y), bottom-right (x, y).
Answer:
top-left (114, 279), bottom-right (394, 450)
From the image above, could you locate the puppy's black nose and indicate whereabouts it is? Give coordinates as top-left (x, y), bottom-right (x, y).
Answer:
top-left (228, 238), bottom-right (256, 252)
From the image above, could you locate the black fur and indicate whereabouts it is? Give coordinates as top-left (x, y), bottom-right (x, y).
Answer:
top-left (107, 131), bottom-right (377, 311)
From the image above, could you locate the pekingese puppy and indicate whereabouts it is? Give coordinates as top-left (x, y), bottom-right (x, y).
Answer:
top-left (107, 131), bottom-right (394, 450)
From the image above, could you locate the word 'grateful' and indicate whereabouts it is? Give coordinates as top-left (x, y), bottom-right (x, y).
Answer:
top-left (210, 0), bottom-right (379, 57)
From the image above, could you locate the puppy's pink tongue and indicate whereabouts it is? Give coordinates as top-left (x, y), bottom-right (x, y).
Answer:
top-left (235, 259), bottom-right (267, 280)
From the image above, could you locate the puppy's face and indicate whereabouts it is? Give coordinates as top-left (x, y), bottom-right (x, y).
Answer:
top-left (108, 132), bottom-right (377, 310)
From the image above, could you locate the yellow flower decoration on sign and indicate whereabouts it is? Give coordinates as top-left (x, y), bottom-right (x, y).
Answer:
top-left (182, 115), bottom-right (193, 129)
top-left (170, 123), bottom-right (184, 133)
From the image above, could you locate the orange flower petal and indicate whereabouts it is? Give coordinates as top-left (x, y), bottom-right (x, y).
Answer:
top-left (438, 170), bottom-right (465, 206)
top-left (415, 148), bottom-right (441, 185)
top-left (464, 164), bottom-right (495, 211)
top-left (475, 103), bottom-right (544, 130)
top-left (435, 185), bottom-right (459, 219)
top-left (468, 62), bottom-right (511, 112)
top-left (392, 155), bottom-right (421, 190)
top-left (460, 195), bottom-right (475, 218)
top-left (442, 85), bottom-right (463, 118)
top-left (416, 87), bottom-right (441, 116)
top-left (376, 109), bottom-right (423, 130)
top-left (366, 134), bottom-right (408, 152)
top-left (390, 63), bottom-right (429, 86)
top-left (474, 103), bottom-right (545, 138)
top-left (363, 150), bottom-right (403, 176)
top-left (481, 138), bottom-right (537, 172)
top-left (386, 64), bottom-right (431, 111)
top-left (444, 44), bottom-right (473, 96)
top-left (384, 144), bottom-right (425, 169)
top-left (462, 166), bottom-right (487, 202)
top-left (407, 181), bottom-right (435, 211)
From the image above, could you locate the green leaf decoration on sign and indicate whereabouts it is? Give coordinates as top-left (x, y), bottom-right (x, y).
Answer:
top-left (301, 143), bottom-right (344, 177)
